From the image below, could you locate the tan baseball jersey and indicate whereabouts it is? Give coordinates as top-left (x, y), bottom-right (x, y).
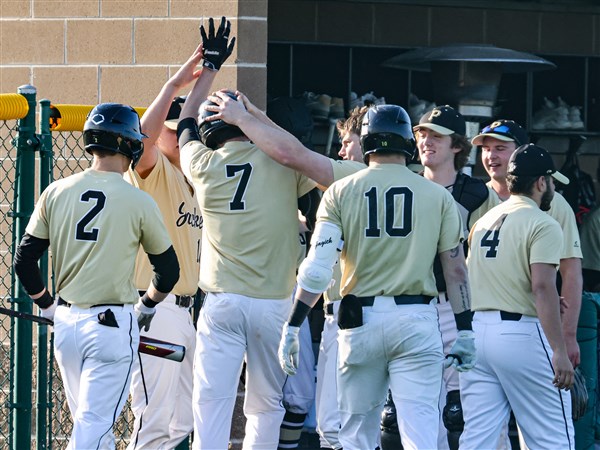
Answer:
top-left (318, 162), bottom-right (463, 298)
top-left (330, 159), bottom-right (366, 180)
top-left (26, 169), bottom-right (172, 308)
top-left (126, 151), bottom-right (202, 296)
top-left (467, 195), bottom-right (563, 316)
top-left (181, 140), bottom-right (316, 299)
top-left (580, 206), bottom-right (600, 271)
top-left (324, 159), bottom-right (366, 303)
top-left (488, 183), bottom-right (580, 260)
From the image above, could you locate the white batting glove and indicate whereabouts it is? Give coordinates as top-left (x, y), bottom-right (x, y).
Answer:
top-left (40, 301), bottom-right (57, 322)
top-left (444, 330), bottom-right (476, 372)
top-left (134, 299), bottom-right (156, 332)
top-left (278, 324), bottom-right (300, 376)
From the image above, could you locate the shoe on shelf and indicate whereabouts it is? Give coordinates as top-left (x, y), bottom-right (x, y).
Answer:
top-left (330, 97), bottom-right (345, 119)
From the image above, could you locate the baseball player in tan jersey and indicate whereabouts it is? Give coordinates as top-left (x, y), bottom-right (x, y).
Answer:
top-left (13, 103), bottom-right (179, 450)
top-left (209, 94), bottom-right (368, 449)
top-left (125, 42), bottom-right (217, 450)
top-left (177, 46), bottom-right (323, 450)
top-left (278, 105), bottom-right (474, 449)
top-left (474, 120), bottom-right (582, 370)
top-left (406, 105), bottom-right (499, 450)
top-left (461, 144), bottom-right (574, 449)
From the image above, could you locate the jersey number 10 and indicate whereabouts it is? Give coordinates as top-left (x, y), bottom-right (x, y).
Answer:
top-left (364, 186), bottom-right (413, 238)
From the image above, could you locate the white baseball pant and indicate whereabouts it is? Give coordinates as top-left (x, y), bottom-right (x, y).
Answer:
top-left (459, 311), bottom-right (574, 450)
top-left (337, 297), bottom-right (443, 450)
top-left (316, 301), bottom-right (342, 449)
top-left (436, 293), bottom-right (459, 450)
top-left (192, 292), bottom-right (291, 450)
top-left (282, 316), bottom-right (316, 414)
top-left (128, 294), bottom-right (196, 449)
top-left (53, 303), bottom-right (138, 450)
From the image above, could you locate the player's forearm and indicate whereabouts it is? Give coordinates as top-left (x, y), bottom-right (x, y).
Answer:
top-left (235, 113), bottom-right (335, 187)
top-left (440, 246), bottom-right (471, 314)
top-left (559, 257), bottom-right (583, 338)
top-left (535, 286), bottom-right (569, 357)
top-left (141, 80), bottom-right (180, 150)
top-left (180, 69), bottom-right (218, 122)
top-left (287, 287), bottom-right (322, 327)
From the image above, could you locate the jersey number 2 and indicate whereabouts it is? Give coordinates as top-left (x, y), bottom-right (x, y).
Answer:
top-left (75, 190), bottom-right (106, 241)
top-left (364, 186), bottom-right (413, 237)
top-left (226, 163), bottom-right (252, 211)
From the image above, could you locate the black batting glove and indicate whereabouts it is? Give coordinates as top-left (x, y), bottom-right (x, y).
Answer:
top-left (200, 16), bottom-right (236, 71)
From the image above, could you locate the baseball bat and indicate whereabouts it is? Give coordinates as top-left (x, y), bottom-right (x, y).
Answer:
top-left (0, 306), bottom-right (185, 362)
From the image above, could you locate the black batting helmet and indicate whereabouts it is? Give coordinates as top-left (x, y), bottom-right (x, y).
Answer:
top-left (83, 103), bottom-right (146, 169)
top-left (198, 91), bottom-right (245, 149)
top-left (360, 105), bottom-right (416, 163)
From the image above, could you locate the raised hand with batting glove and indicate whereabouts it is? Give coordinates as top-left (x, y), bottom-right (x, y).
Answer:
top-left (444, 330), bottom-right (476, 372)
top-left (279, 324), bottom-right (301, 376)
top-left (200, 16), bottom-right (236, 71)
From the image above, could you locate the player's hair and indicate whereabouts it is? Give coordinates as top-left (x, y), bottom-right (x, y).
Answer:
top-left (336, 106), bottom-right (369, 137)
top-left (507, 174), bottom-right (550, 195)
top-left (451, 134), bottom-right (472, 171)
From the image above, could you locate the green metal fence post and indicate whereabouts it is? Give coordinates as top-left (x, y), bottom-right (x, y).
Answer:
top-left (11, 85), bottom-right (39, 450)
top-left (36, 99), bottom-right (53, 450)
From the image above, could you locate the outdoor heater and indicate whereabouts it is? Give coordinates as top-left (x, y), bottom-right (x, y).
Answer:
top-left (382, 44), bottom-right (556, 169)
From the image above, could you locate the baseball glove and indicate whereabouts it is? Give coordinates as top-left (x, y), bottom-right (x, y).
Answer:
top-left (571, 366), bottom-right (589, 422)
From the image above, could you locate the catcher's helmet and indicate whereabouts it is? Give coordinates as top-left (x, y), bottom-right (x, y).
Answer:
top-left (360, 105), bottom-right (416, 163)
top-left (83, 103), bottom-right (146, 169)
top-left (198, 91), bottom-right (245, 149)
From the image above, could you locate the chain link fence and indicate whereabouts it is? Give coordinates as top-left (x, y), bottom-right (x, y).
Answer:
top-left (0, 117), bottom-right (19, 450)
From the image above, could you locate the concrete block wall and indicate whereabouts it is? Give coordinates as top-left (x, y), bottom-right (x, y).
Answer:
top-left (0, 0), bottom-right (268, 110)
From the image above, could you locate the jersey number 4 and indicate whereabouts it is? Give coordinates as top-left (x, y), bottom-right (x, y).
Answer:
top-left (364, 186), bottom-right (413, 237)
top-left (75, 190), bottom-right (106, 242)
top-left (226, 163), bottom-right (252, 211)
top-left (480, 214), bottom-right (507, 258)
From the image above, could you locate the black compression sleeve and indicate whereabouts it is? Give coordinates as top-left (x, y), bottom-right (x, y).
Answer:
top-left (147, 246), bottom-right (180, 293)
top-left (288, 301), bottom-right (312, 327)
top-left (177, 117), bottom-right (201, 149)
top-left (454, 310), bottom-right (473, 331)
top-left (13, 233), bottom-right (50, 295)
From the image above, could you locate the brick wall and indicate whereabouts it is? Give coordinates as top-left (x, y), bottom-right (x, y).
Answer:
top-left (0, 0), bottom-right (268, 109)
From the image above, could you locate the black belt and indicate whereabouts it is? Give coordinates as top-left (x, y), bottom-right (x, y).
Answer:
top-left (175, 295), bottom-right (193, 308)
top-left (500, 310), bottom-right (523, 321)
top-left (357, 295), bottom-right (432, 307)
top-left (58, 298), bottom-right (123, 308)
top-left (137, 291), bottom-right (194, 308)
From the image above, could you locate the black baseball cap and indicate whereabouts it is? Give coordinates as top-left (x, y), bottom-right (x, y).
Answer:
top-left (508, 144), bottom-right (569, 185)
top-left (471, 119), bottom-right (528, 147)
top-left (413, 105), bottom-right (466, 136)
top-left (164, 96), bottom-right (187, 130)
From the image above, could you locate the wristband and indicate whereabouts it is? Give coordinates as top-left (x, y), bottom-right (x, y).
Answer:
top-left (288, 300), bottom-right (312, 327)
top-left (454, 310), bottom-right (473, 331)
top-left (33, 290), bottom-right (54, 309)
top-left (141, 293), bottom-right (159, 308)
